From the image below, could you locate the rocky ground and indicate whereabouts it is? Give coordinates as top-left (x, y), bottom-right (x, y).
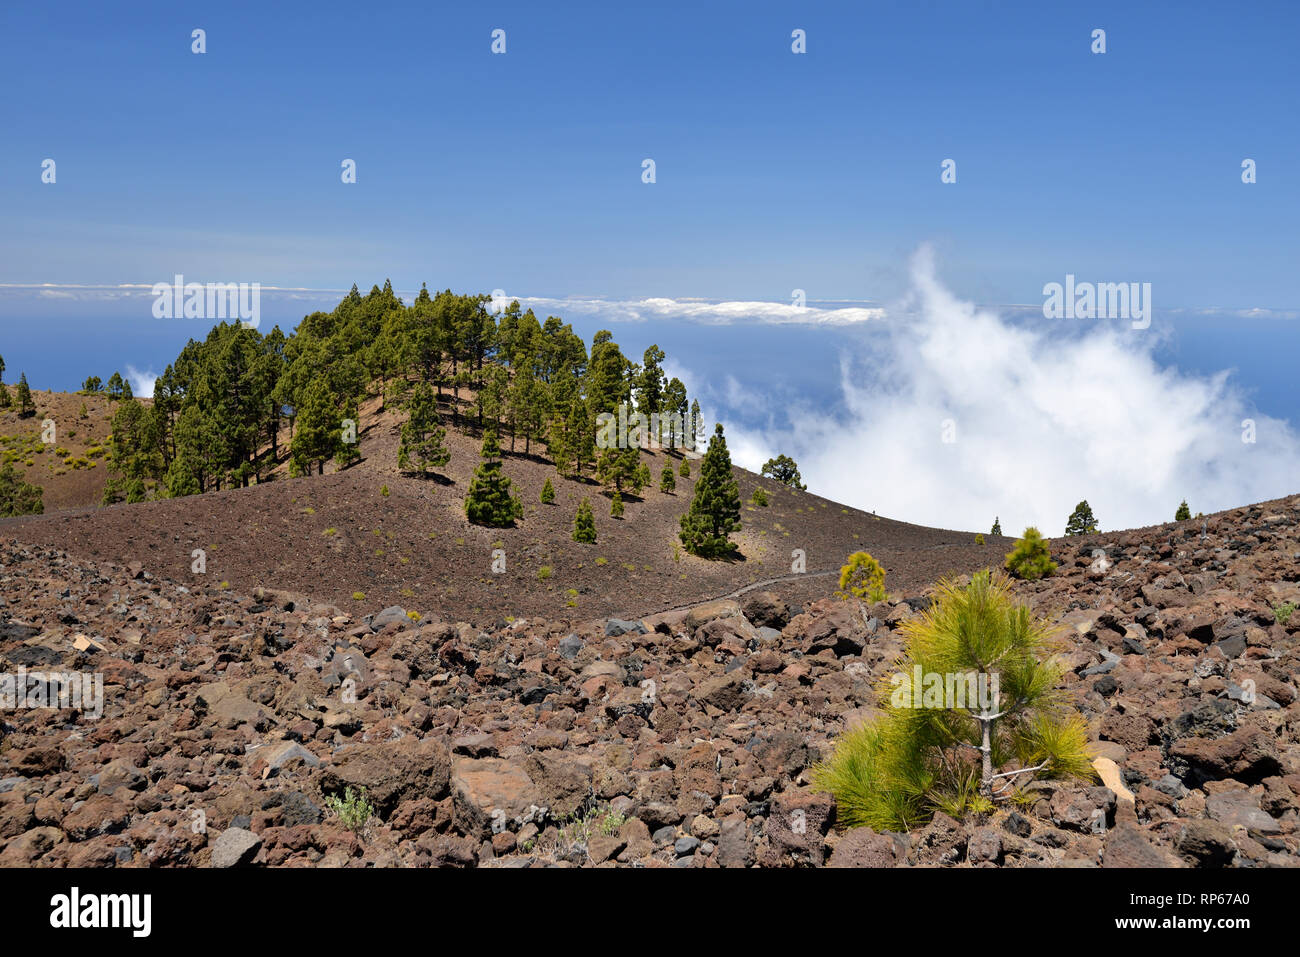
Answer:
top-left (1, 494), bottom-right (1298, 867)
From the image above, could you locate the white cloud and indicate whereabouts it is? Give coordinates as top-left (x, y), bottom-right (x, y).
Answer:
top-left (491, 294), bottom-right (886, 326)
top-left (125, 365), bottom-right (157, 399)
top-left (719, 246), bottom-right (1300, 536)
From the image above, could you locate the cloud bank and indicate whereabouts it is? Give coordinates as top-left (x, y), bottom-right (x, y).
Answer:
top-left (714, 247), bottom-right (1300, 536)
top-left (489, 295), bottom-right (886, 327)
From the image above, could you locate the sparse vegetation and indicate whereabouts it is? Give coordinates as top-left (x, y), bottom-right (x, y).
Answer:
top-left (324, 786), bottom-right (375, 832)
top-left (0, 461), bottom-right (43, 516)
top-left (1004, 527), bottom-right (1056, 580)
top-left (573, 499), bottom-right (597, 543)
top-left (813, 571), bottom-right (1095, 831)
top-left (678, 423), bottom-right (741, 558)
top-left (1065, 500), bottom-right (1099, 536)
top-left (760, 453), bottom-right (806, 490)
top-left (465, 431), bottom-right (523, 527)
top-left (837, 551), bottom-right (887, 602)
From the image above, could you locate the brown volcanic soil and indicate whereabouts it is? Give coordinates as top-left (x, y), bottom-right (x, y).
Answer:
top-left (1, 393), bottom-right (1010, 626)
top-left (1, 493), bottom-right (1297, 868)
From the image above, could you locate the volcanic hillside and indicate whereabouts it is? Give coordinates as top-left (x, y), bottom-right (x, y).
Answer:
top-left (1, 389), bottom-right (1007, 626)
top-left (0, 389), bottom-right (124, 512)
top-left (0, 493), bottom-right (1297, 868)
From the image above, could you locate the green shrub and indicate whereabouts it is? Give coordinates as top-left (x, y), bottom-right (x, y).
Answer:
top-left (750, 487), bottom-right (769, 507)
top-left (812, 571), bottom-right (1094, 831)
top-left (610, 492), bottom-right (624, 519)
top-left (974, 533), bottom-right (985, 545)
top-left (660, 464), bottom-right (675, 493)
top-left (540, 477), bottom-right (555, 504)
top-left (1275, 602), bottom-right (1295, 626)
top-left (837, 551), bottom-right (887, 602)
top-left (537, 565), bottom-right (553, 580)
top-left (324, 786), bottom-right (375, 832)
top-left (1004, 527), bottom-right (1056, 580)
top-left (573, 499), bottom-right (597, 543)
top-left (1175, 500), bottom-right (1191, 521)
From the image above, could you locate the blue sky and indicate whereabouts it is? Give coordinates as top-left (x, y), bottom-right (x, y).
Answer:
top-left (1, 1), bottom-right (1297, 532)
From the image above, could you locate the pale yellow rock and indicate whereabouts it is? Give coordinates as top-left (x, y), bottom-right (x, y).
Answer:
top-left (1093, 756), bottom-right (1135, 804)
top-left (72, 633), bottom-right (106, 652)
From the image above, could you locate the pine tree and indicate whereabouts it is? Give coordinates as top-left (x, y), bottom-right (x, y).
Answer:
top-left (15, 373), bottom-right (34, 417)
top-left (335, 394), bottom-right (362, 470)
top-left (540, 477), bottom-right (555, 504)
top-left (290, 380), bottom-right (339, 477)
top-left (1175, 500), bottom-right (1191, 521)
top-left (991, 517), bottom-right (1002, 536)
top-left (106, 371), bottom-right (125, 399)
top-left (813, 571), bottom-right (1094, 829)
top-left (689, 399), bottom-right (704, 452)
top-left (0, 461), bottom-right (43, 516)
top-left (573, 498), bottom-right (596, 543)
top-left (1064, 500), bottom-right (1098, 536)
top-left (397, 383), bottom-right (450, 476)
top-left (610, 491), bottom-right (624, 519)
top-left (1005, 527), bottom-right (1056, 580)
top-left (635, 344), bottom-right (666, 420)
top-left (660, 463), bottom-right (676, 493)
top-left (465, 431), bottom-right (523, 527)
top-left (164, 458), bottom-right (200, 498)
top-left (679, 457), bottom-right (691, 478)
top-left (679, 423), bottom-right (741, 557)
top-left (761, 454), bottom-right (806, 490)
top-left (596, 445), bottom-right (640, 494)
top-left (103, 398), bottom-right (162, 505)
top-left (662, 377), bottom-right (687, 449)
top-left (632, 461), bottom-right (651, 494)
top-left (0, 383), bottom-right (10, 408)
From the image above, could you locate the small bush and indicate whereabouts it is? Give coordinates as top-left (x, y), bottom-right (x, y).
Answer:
top-left (750, 488), bottom-right (769, 507)
top-left (352, 591), bottom-right (366, 600)
top-left (813, 570), bottom-right (1094, 831)
top-left (1004, 527), bottom-right (1056, 580)
top-left (610, 492), bottom-right (624, 519)
top-left (573, 499), bottom-right (597, 543)
top-left (974, 533), bottom-right (985, 545)
top-left (325, 786), bottom-right (375, 832)
top-left (1275, 602), bottom-right (1296, 626)
top-left (537, 565), bottom-right (553, 580)
top-left (540, 477), bottom-right (556, 504)
top-left (660, 464), bottom-right (675, 493)
top-left (380, 484), bottom-right (390, 497)
top-left (838, 551), bottom-right (887, 602)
